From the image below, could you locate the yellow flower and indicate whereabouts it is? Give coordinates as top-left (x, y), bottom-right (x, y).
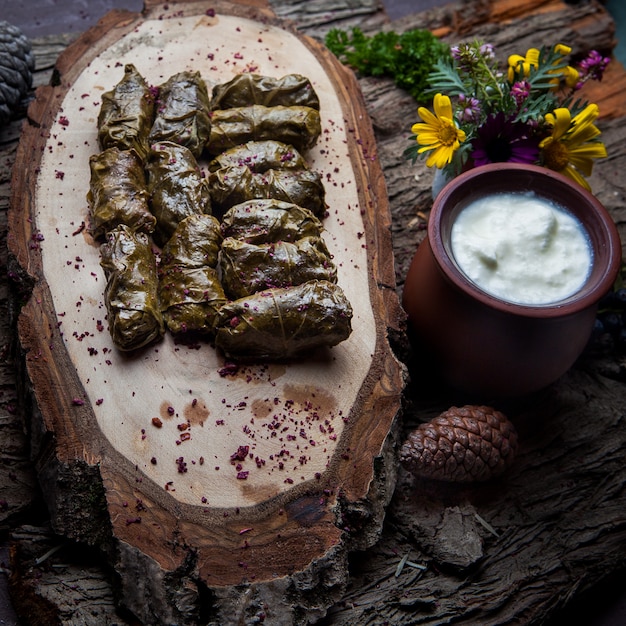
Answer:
top-left (508, 47), bottom-right (541, 82)
top-left (561, 65), bottom-right (580, 88)
top-left (552, 44), bottom-right (579, 87)
top-left (507, 44), bottom-right (579, 88)
top-left (539, 104), bottom-right (607, 190)
top-left (553, 44), bottom-right (571, 56)
top-left (411, 94), bottom-right (466, 169)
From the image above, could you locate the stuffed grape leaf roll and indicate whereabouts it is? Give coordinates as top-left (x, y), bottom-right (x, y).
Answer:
top-left (97, 63), bottom-right (155, 159)
top-left (148, 71), bottom-right (211, 159)
top-left (159, 265), bottom-right (227, 336)
top-left (206, 105), bottom-right (321, 156)
top-left (146, 141), bottom-right (212, 246)
top-left (211, 73), bottom-right (320, 110)
top-left (219, 237), bottom-right (337, 299)
top-left (214, 280), bottom-right (353, 359)
top-left (207, 140), bottom-right (308, 173)
top-left (87, 147), bottom-right (155, 241)
top-left (220, 199), bottom-right (323, 244)
top-left (160, 213), bottom-right (222, 270)
top-left (159, 214), bottom-right (226, 335)
top-left (100, 225), bottom-right (164, 351)
top-left (209, 165), bottom-right (326, 217)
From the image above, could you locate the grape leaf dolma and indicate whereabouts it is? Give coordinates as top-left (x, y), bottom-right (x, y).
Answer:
top-left (146, 141), bottom-right (212, 246)
top-left (100, 225), bottom-right (164, 351)
top-left (160, 213), bottom-right (222, 269)
top-left (208, 140), bottom-right (308, 173)
top-left (211, 73), bottom-right (320, 110)
top-left (214, 280), bottom-right (353, 359)
top-left (221, 199), bottom-right (323, 244)
top-left (159, 266), bottom-right (227, 335)
top-left (148, 71), bottom-right (211, 159)
top-left (219, 237), bottom-right (337, 299)
top-left (209, 165), bottom-right (326, 217)
top-left (97, 63), bottom-right (155, 159)
top-left (206, 105), bottom-right (321, 156)
top-left (159, 214), bottom-right (227, 335)
top-left (87, 147), bottom-right (155, 241)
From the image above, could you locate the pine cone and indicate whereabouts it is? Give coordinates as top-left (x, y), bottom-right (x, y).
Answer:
top-left (400, 405), bottom-right (518, 483)
top-left (0, 21), bottom-right (34, 126)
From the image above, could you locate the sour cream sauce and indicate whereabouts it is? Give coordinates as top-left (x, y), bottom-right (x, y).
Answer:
top-left (450, 192), bottom-right (592, 305)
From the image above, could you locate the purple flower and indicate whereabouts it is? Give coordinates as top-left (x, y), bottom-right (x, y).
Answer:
top-left (577, 50), bottom-right (610, 86)
top-left (457, 93), bottom-right (481, 123)
top-left (450, 45), bottom-right (463, 62)
top-left (471, 112), bottom-right (539, 166)
top-left (450, 42), bottom-right (480, 72)
top-left (479, 43), bottom-right (495, 61)
top-left (510, 80), bottom-right (531, 107)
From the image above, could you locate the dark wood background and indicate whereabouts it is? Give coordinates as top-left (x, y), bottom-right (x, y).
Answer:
top-left (1, 0), bottom-right (625, 624)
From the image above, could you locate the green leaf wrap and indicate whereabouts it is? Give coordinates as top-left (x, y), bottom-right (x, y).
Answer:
top-left (97, 63), bottom-right (155, 159)
top-left (87, 147), bottom-right (155, 241)
top-left (100, 225), bottom-right (165, 351)
top-left (208, 140), bottom-right (308, 173)
top-left (206, 105), bottom-right (321, 155)
top-left (218, 237), bottom-right (337, 300)
top-left (159, 266), bottom-right (227, 335)
top-left (149, 70), bottom-right (211, 158)
top-left (160, 213), bottom-right (223, 270)
top-left (209, 165), bottom-right (326, 217)
top-left (220, 199), bottom-right (323, 244)
top-left (214, 280), bottom-right (353, 359)
top-left (146, 141), bottom-right (212, 246)
top-left (210, 73), bottom-right (320, 110)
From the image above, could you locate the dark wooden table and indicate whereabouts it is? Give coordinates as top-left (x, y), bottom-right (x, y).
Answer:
top-left (1, 0), bottom-right (625, 624)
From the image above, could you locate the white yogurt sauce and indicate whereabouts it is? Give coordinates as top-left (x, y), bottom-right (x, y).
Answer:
top-left (450, 191), bottom-right (592, 305)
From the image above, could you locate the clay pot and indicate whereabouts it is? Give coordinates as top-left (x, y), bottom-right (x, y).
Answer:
top-left (402, 163), bottom-right (622, 398)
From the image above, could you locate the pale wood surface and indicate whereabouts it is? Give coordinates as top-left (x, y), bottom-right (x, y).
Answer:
top-left (2, 0), bottom-right (626, 624)
top-left (27, 4), bottom-right (384, 511)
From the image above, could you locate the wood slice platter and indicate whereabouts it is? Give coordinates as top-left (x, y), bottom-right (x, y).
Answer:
top-left (7, 0), bottom-right (405, 621)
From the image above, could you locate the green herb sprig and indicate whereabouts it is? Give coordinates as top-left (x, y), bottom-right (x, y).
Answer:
top-left (324, 27), bottom-right (449, 102)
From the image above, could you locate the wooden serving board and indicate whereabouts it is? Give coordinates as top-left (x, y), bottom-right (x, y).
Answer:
top-left (8, 0), bottom-right (405, 622)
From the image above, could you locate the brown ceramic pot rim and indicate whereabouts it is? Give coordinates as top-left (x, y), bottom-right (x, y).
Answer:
top-left (428, 163), bottom-right (623, 319)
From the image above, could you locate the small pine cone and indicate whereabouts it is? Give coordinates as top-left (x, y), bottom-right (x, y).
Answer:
top-left (400, 405), bottom-right (518, 483)
top-left (0, 21), bottom-right (34, 126)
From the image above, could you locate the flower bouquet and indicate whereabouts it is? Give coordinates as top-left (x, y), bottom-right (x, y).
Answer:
top-left (405, 42), bottom-right (610, 191)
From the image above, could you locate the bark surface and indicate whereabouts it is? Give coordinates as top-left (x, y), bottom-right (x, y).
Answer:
top-left (2, 1), bottom-right (625, 624)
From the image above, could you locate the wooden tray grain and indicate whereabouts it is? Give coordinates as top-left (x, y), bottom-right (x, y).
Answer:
top-left (7, 0), bottom-right (406, 622)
